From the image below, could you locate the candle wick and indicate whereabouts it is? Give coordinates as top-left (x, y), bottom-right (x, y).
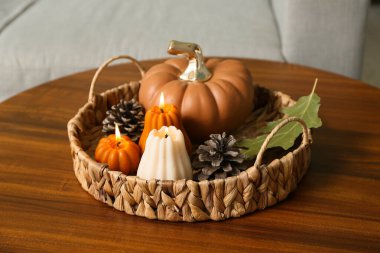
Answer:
top-left (165, 134), bottom-right (168, 138)
top-left (117, 141), bottom-right (121, 147)
top-left (160, 108), bottom-right (164, 113)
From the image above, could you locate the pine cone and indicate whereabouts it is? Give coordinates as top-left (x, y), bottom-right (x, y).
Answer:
top-left (102, 98), bottom-right (145, 142)
top-left (192, 132), bottom-right (246, 181)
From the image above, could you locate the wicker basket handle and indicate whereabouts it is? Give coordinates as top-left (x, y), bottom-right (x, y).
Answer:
top-left (88, 55), bottom-right (145, 102)
top-left (253, 117), bottom-right (310, 168)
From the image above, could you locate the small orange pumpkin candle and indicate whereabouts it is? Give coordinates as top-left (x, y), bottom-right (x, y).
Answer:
top-left (95, 124), bottom-right (141, 174)
top-left (139, 92), bottom-right (191, 153)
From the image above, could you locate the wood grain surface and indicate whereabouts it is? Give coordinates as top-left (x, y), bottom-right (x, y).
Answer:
top-left (0, 59), bottom-right (379, 252)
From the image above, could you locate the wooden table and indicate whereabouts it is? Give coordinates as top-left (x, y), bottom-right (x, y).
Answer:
top-left (1, 59), bottom-right (379, 252)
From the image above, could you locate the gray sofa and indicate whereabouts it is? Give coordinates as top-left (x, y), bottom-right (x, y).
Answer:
top-left (0, 0), bottom-right (369, 102)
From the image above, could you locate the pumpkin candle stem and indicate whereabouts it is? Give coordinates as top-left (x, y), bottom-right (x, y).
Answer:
top-left (167, 40), bottom-right (212, 82)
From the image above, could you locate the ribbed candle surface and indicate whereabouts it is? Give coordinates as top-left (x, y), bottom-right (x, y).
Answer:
top-left (137, 126), bottom-right (192, 180)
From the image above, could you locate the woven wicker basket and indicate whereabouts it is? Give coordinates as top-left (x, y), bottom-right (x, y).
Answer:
top-left (67, 56), bottom-right (312, 222)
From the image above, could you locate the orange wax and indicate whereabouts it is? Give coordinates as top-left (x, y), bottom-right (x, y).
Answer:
top-left (139, 104), bottom-right (192, 153)
top-left (95, 134), bottom-right (141, 174)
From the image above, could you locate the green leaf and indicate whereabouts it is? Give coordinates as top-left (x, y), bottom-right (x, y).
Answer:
top-left (238, 80), bottom-right (322, 159)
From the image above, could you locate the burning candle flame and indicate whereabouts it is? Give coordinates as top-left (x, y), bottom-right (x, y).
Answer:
top-left (115, 123), bottom-right (121, 141)
top-left (159, 92), bottom-right (165, 110)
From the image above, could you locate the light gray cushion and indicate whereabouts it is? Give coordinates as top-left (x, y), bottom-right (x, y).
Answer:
top-left (0, 0), bottom-right (283, 102)
top-left (0, 0), bottom-right (36, 101)
top-left (0, 0), bottom-right (35, 33)
top-left (271, 0), bottom-right (369, 79)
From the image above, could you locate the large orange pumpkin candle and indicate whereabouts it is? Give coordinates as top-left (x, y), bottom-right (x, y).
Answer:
top-left (95, 124), bottom-right (141, 174)
top-left (139, 92), bottom-right (191, 153)
top-left (139, 40), bottom-right (255, 142)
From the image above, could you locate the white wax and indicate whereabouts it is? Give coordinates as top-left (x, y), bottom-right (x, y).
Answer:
top-left (137, 126), bottom-right (192, 180)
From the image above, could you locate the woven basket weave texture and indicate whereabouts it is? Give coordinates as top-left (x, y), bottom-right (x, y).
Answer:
top-left (67, 56), bottom-right (312, 222)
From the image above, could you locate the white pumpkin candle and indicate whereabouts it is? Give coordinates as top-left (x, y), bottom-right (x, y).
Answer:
top-left (137, 126), bottom-right (192, 180)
